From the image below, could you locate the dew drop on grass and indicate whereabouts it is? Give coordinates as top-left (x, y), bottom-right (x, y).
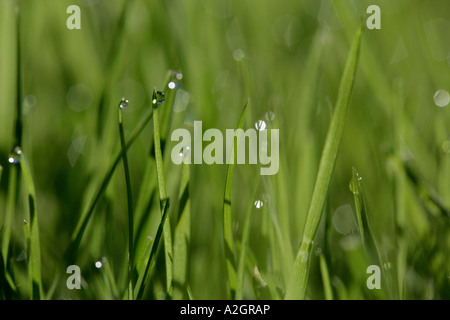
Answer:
top-left (8, 146), bottom-right (22, 164)
top-left (254, 200), bottom-right (264, 209)
top-left (434, 89), bottom-right (449, 107)
top-left (255, 120), bottom-right (267, 131)
top-left (442, 140), bottom-right (450, 154)
top-left (265, 111), bottom-right (275, 121)
top-left (168, 82), bottom-right (176, 90)
top-left (119, 98), bottom-right (129, 109)
top-left (95, 261), bottom-right (102, 268)
top-left (176, 73), bottom-right (183, 80)
top-left (152, 91), bottom-right (166, 105)
top-left (179, 146), bottom-right (190, 158)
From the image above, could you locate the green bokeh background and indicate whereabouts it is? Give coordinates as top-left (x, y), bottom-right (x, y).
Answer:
top-left (0, 0), bottom-right (449, 299)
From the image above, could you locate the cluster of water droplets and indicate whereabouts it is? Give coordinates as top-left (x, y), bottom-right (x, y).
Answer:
top-left (168, 72), bottom-right (183, 90)
top-left (8, 147), bottom-right (23, 164)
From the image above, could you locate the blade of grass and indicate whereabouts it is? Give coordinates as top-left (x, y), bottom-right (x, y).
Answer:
top-left (319, 253), bottom-right (333, 300)
top-left (118, 101), bottom-right (134, 300)
top-left (152, 88), bottom-right (173, 298)
top-left (173, 163), bottom-right (190, 300)
top-left (19, 148), bottom-right (42, 300)
top-left (2, 165), bottom-right (17, 267)
top-left (223, 99), bottom-right (249, 299)
top-left (135, 199), bottom-right (170, 299)
top-left (236, 175), bottom-right (259, 300)
top-left (66, 106), bottom-right (153, 261)
top-left (285, 24), bottom-right (363, 300)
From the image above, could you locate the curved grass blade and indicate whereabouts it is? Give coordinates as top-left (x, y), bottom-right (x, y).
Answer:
top-left (223, 99), bottom-right (249, 299)
top-left (66, 106), bottom-right (153, 262)
top-left (2, 166), bottom-right (17, 266)
top-left (285, 24), bottom-right (363, 300)
top-left (118, 104), bottom-right (134, 300)
top-left (19, 149), bottom-right (42, 300)
top-left (135, 199), bottom-right (170, 299)
top-left (173, 163), bottom-right (190, 300)
top-left (152, 88), bottom-right (173, 298)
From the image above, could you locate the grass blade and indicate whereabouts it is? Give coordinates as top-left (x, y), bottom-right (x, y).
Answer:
top-left (66, 106), bottom-right (153, 261)
top-left (18, 148), bottom-right (42, 300)
top-left (236, 176), bottom-right (259, 300)
top-left (152, 88), bottom-right (173, 298)
top-left (173, 163), bottom-right (190, 300)
top-left (135, 199), bottom-right (170, 299)
top-left (285, 24), bottom-right (363, 300)
top-left (118, 101), bottom-right (134, 300)
top-left (223, 99), bottom-right (249, 299)
top-left (319, 254), bottom-right (333, 300)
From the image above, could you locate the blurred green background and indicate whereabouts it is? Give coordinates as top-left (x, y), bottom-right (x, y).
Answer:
top-left (0, 0), bottom-right (449, 299)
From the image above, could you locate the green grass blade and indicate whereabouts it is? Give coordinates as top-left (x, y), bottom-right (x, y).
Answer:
top-left (66, 106), bottom-right (153, 261)
top-left (223, 99), bottom-right (249, 299)
top-left (135, 199), bottom-right (170, 299)
top-left (236, 176), bottom-right (259, 300)
top-left (285, 24), bottom-right (363, 300)
top-left (19, 149), bottom-right (42, 300)
top-left (118, 103), bottom-right (134, 300)
top-left (173, 163), bottom-right (190, 300)
top-left (2, 165), bottom-right (17, 266)
top-left (152, 88), bottom-right (173, 298)
top-left (319, 254), bottom-right (333, 300)
top-left (350, 167), bottom-right (365, 242)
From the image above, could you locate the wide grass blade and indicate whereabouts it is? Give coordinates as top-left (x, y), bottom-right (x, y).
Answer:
top-left (285, 24), bottom-right (363, 300)
top-left (19, 149), bottom-right (42, 300)
top-left (173, 163), bottom-right (190, 300)
top-left (152, 88), bottom-right (174, 298)
top-left (135, 199), bottom-right (170, 299)
top-left (118, 102), bottom-right (134, 300)
top-left (66, 106), bottom-right (153, 261)
top-left (223, 99), bottom-right (249, 299)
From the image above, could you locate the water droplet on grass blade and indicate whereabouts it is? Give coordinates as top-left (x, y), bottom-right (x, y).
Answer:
top-left (8, 147), bottom-right (22, 164)
top-left (152, 91), bottom-right (165, 105)
top-left (255, 120), bottom-right (267, 131)
top-left (119, 98), bottom-right (129, 109)
top-left (434, 89), bottom-right (449, 107)
top-left (95, 261), bottom-right (102, 268)
top-left (254, 200), bottom-right (264, 209)
top-left (265, 111), bottom-right (275, 121)
top-left (179, 146), bottom-right (190, 158)
top-left (176, 73), bottom-right (183, 80)
top-left (168, 82), bottom-right (176, 90)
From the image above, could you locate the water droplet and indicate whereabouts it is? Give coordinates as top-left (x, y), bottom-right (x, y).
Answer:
top-left (176, 73), bottom-right (183, 80)
top-left (434, 89), bottom-right (449, 107)
top-left (16, 251), bottom-right (26, 262)
top-left (332, 204), bottom-right (358, 235)
top-left (232, 48), bottom-right (245, 61)
top-left (255, 120), bottom-right (267, 131)
top-left (265, 111), bottom-right (275, 121)
top-left (179, 146), bottom-right (190, 158)
top-left (315, 247), bottom-right (322, 256)
top-left (442, 140), bottom-right (450, 154)
top-left (152, 91), bottom-right (165, 105)
top-left (254, 200), bottom-right (264, 209)
top-left (95, 261), bottom-right (102, 268)
top-left (23, 219), bottom-right (28, 224)
top-left (8, 147), bottom-right (22, 164)
top-left (301, 252), bottom-right (309, 263)
top-left (119, 98), bottom-right (129, 109)
top-left (102, 257), bottom-right (107, 263)
top-left (168, 82), bottom-right (176, 90)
